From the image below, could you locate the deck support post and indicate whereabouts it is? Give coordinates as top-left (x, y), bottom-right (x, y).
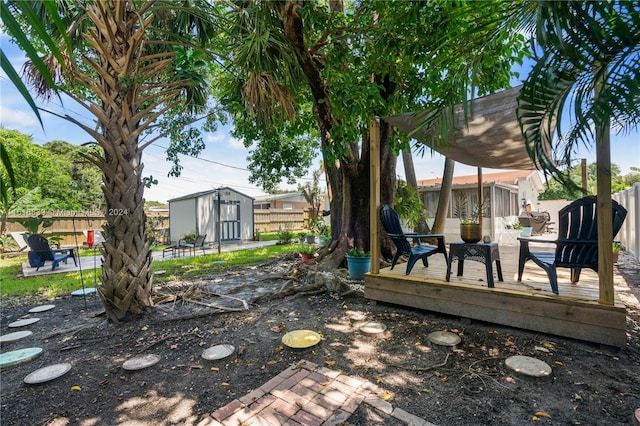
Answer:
top-left (370, 117), bottom-right (381, 274)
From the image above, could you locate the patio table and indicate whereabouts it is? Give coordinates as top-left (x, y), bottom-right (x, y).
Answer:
top-left (446, 242), bottom-right (503, 288)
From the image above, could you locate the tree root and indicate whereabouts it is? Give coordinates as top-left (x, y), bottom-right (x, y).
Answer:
top-left (254, 283), bottom-right (324, 302)
top-left (388, 353), bottom-right (450, 371)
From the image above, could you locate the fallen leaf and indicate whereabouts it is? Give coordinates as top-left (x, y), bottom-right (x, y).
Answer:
top-left (320, 382), bottom-right (330, 387)
top-left (275, 345), bottom-right (284, 352)
top-left (440, 377), bottom-right (448, 382)
top-left (532, 416), bottom-right (540, 421)
top-left (271, 323), bottom-right (285, 333)
top-left (221, 382), bottom-right (230, 386)
top-left (325, 360), bottom-right (336, 367)
top-left (71, 386), bottom-right (81, 391)
top-left (555, 361), bottom-right (564, 366)
top-left (534, 411), bottom-right (552, 419)
top-left (99, 379), bottom-right (109, 386)
top-left (542, 341), bottom-right (555, 349)
top-left (422, 389), bottom-right (430, 394)
top-left (267, 360), bottom-right (278, 365)
top-left (382, 390), bottom-right (392, 401)
top-left (210, 367), bottom-right (220, 372)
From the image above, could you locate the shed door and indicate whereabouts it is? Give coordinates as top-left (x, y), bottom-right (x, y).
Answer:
top-left (220, 202), bottom-right (240, 241)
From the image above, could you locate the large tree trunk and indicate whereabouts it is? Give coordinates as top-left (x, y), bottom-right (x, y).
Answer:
top-left (402, 147), bottom-right (431, 234)
top-left (282, 1), bottom-right (397, 269)
top-left (431, 157), bottom-right (455, 234)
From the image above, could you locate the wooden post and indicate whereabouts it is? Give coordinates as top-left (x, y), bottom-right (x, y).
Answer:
top-left (477, 167), bottom-right (483, 227)
top-left (581, 158), bottom-right (588, 192)
top-left (370, 117), bottom-right (381, 274)
top-left (595, 80), bottom-right (614, 305)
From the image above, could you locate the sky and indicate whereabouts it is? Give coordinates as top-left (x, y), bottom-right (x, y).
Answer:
top-left (1, 34), bottom-right (638, 204)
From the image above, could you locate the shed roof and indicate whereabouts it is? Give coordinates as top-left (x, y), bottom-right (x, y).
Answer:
top-left (383, 86), bottom-right (546, 170)
top-left (168, 186), bottom-right (254, 203)
top-left (417, 170), bottom-right (540, 188)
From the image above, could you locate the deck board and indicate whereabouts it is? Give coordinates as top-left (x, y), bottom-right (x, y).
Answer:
top-left (364, 245), bottom-right (628, 346)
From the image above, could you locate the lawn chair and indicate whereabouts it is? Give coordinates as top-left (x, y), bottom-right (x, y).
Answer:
top-left (517, 196), bottom-right (627, 294)
top-left (380, 204), bottom-right (448, 275)
top-left (180, 234), bottom-right (207, 256)
top-left (162, 241), bottom-right (182, 258)
top-left (26, 234), bottom-right (77, 271)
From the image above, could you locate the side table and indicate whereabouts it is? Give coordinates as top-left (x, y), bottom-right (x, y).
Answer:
top-left (446, 242), bottom-right (503, 288)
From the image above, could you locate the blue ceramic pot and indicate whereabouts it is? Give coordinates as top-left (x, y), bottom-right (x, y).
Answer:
top-left (346, 255), bottom-right (371, 280)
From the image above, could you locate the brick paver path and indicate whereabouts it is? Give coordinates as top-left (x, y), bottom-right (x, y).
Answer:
top-left (197, 359), bottom-right (435, 426)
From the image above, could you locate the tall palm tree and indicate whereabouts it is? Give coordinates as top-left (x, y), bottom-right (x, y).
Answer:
top-left (3, 0), bottom-right (220, 322)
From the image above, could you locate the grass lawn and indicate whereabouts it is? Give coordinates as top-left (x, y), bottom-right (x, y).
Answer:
top-left (0, 243), bottom-right (313, 299)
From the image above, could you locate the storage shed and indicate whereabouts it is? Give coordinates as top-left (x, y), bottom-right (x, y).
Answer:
top-left (168, 187), bottom-right (254, 244)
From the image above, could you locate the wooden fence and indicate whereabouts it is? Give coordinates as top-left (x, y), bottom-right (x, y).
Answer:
top-left (5, 210), bottom-right (169, 248)
top-left (4, 208), bottom-right (312, 249)
top-left (253, 208), bottom-right (311, 233)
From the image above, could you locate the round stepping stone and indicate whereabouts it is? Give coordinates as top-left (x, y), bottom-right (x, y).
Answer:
top-left (202, 344), bottom-right (235, 361)
top-left (282, 330), bottom-right (322, 348)
top-left (0, 330), bottom-right (33, 344)
top-left (358, 322), bottom-right (387, 334)
top-left (8, 318), bottom-right (40, 328)
top-left (505, 355), bottom-right (552, 377)
top-left (28, 304), bottom-right (55, 313)
top-left (71, 287), bottom-right (96, 296)
top-left (122, 354), bottom-right (160, 371)
top-left (0, 347), bottom-right (43, 368)
top-left (428, 331), bottom-right (461, 347)
top-left (347, 311), bottom-right (367, 321)
top-left (24, 363), bottom-right (72, 385)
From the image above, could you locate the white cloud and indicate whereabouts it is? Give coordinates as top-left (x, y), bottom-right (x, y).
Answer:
top-left (0, 104), bottom-right (40, 130)
top-left (228, 137), bottom-right (246, 150)
top-left (205, 132), bottom-right (226, 144)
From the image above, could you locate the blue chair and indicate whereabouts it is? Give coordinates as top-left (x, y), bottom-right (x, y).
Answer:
top-left (517, 196), bottom-right (627, 294)
top-left (26, 234), bottom-right (77, 271)
top-left (380, 205), bottom-right (448, 275)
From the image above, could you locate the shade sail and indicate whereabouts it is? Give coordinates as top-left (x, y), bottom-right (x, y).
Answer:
top-left (383, 85), bottom-right (540, 170)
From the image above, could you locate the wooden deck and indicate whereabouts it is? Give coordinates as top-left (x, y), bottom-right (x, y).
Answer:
top-left (364, 245), bottom-right (628, 347)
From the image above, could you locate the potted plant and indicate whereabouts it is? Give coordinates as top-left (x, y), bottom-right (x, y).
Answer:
top-left (299, 244), bottom-right (317, 261)
top-left (345, 247), bottom-right (371, 280)
top-left (318, 224), bottom-right (331, 246)
top-left (181, 231), bottom-right (197, 244)
top-left (612, 242), bottom-right (621, 263)
top-left (454, 193), bottom-right (488, 243)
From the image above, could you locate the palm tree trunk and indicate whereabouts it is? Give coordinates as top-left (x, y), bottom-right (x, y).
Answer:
top-left (98, 128), bottom-right (153, 322)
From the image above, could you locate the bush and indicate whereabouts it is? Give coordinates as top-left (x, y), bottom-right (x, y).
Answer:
top-left (277, 229), bottom-right (294, 244)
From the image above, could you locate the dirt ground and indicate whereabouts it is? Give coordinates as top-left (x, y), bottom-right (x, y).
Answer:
top-left (1, 252), bottom-right (639, 426)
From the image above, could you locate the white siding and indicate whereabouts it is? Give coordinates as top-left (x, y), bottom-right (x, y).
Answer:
top-left (169, 198), bottom-right (197, 243)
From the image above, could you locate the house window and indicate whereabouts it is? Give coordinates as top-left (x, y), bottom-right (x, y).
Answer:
top-left (282, 203), bottom-right (293, 210)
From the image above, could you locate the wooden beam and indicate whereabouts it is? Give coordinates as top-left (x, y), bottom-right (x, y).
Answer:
top-left (370, 117), bottom-right (381, 274)
top-left (477, 167), bottom-right (483, 227)
top-left (596, 80), bottom-right (614, 305)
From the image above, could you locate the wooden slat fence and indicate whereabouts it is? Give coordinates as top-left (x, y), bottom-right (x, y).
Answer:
top-left (4, 208), bottom-right (312, 249)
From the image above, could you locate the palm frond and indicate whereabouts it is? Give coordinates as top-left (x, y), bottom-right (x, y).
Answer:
top-left (517, 1), bottom-right (640, 189)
